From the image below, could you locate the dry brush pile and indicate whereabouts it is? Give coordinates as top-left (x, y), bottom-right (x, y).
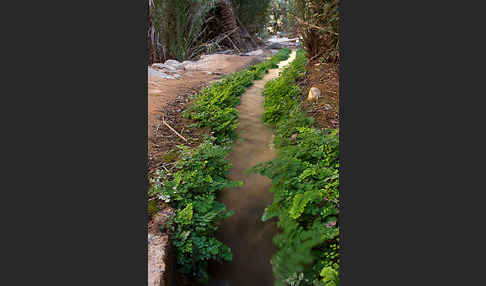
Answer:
top-left (295, 0), bottom-right (340, 63)
top-left (271, 0), bottom-right (340, 63)
top-left (148, 0), bottom-right (268, 65)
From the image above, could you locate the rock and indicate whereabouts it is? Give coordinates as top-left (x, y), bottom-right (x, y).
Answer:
top-left (247, 56), bottom-right (264, 66)
top-left (165, 59), bottom-right (182, 65)
top-left (182, 60), bottom-right (194, 66)
top-left (164, 59), bottom-right (185, 70)
top-left (216, 50), bottom-right (233, 55)
top-left (270, 49), bottom-right (279, 55)
top-left (182, 60), bottom-right (199, 71)
top-left (152, 63), bottom-right (177, 72)
top-left (152, 208), bottom-right (175, 230)
top-left (148, 208), bottom-right (175, 286)
top-left (148, 67), bottom-right (177, 79)
top-left (148, 232), bottom-right (170, 286)
top-left (151, 64), bottom-right (183, 76)
top-left (244, 49), bottom-right (264, 56)
top-left (268, 42), bottom-right (284, 49)
top-left (206, 71), bottom-right (224, 76)
top-left (307, 87), bottom-right (322, 102)
top-left (148, 67), bottom-right (182, 80)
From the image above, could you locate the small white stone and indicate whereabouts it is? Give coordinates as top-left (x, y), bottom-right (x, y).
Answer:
top-left (307, 87), bottom-right (321, 102)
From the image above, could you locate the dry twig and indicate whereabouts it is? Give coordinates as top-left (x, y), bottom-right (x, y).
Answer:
top-left (162, 117), bottom-right (188, 142)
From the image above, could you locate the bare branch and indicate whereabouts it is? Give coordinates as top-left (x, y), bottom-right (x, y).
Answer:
top-left (162, 117), bottom-right (188, 142)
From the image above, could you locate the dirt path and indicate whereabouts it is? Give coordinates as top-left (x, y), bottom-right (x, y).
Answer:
top-left (148, 55), bottom-right (263, 140)
top-left (208, 50), bottom-right (297, 286)
top-left (148, 71), bottom-right (215, 138)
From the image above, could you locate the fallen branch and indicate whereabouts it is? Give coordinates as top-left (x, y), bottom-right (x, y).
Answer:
top-left (226, 36), bottom-right (241, 53)
top-left (162, 117), bottom-right (187, 142)
top-left (218, 27), bottom-right (239, 43)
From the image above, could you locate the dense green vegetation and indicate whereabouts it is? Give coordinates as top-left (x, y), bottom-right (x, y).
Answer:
top-left (185, 48), bottom-right (291, 144)
top-left (149, 141), bottom-right (240, 282)
top-left (148, 49), bottom-right (291, 283)
top-left (251, 50), bottom-right (340, 285)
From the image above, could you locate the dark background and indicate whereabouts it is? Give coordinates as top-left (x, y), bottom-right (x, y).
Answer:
top-left (1, 1), bottom-right (485, 284)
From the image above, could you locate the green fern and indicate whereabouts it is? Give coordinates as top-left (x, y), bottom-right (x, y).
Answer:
top-left (251, 50), bottom-right (340, 285)
top-left (185, 48), bottom-right (291, 144)
top-left (176, 203), bottom-right (193, 226)
top-left (147, 49), bottom-right (291, 283)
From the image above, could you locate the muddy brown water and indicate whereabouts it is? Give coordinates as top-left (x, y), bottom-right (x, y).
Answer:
top-left (207, 51), bottom-right (297, 286)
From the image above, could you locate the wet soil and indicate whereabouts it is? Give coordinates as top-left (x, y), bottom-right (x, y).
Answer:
top-left (207, 51), bottom-right (297, 286)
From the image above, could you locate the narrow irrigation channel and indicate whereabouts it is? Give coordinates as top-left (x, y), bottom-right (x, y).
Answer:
top-left (208, 50), bottom-right (297, 286)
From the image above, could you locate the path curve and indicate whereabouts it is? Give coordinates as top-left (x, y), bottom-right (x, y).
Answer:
top-left (208, 50), bottom-right (297, 286)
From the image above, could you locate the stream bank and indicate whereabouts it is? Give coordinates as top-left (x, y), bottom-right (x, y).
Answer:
top-left (207, 50), bottom-right (297, 286)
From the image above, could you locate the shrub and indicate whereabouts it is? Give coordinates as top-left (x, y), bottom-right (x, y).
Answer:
top-left (262, 49), bottom-right (307, 126)
top-left (252, 49), bottom-right (340, 285)
top-left (253, 128), bottom-right (340, 285)
top-left (185, 48), bottom-right (291, 144)
top-left (148, 49), bottom-right (291, 282)
top-left (149, 140), bottom-right (241, 282)
top-left (316, 266), bottom-right (339, 286)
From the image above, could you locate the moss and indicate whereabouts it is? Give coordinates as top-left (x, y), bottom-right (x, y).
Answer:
top-left (147, 200), bottom-right (160, 217)
top-left (162, 150), bottom-right (179, 163)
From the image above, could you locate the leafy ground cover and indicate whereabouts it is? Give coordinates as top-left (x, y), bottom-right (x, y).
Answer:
top-left (148, 48), bottom-right (291, 283)
top-left (184, 49), bottom-right (291, 144)
top-left (251, 49), bottom-right (340, 286)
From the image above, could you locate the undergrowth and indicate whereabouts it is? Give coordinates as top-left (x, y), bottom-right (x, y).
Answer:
top-left (251, 49), bottom-right (340, 286)
top-left (185, 48), bottom-right (291, 144)
top-left (149, 140), bottom-right (241, 282)
top-left (148, 49), bottom-right (291, 283)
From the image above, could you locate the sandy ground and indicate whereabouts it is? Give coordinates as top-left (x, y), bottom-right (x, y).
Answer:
top-left (148, 54), bottom-right (263, 140)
